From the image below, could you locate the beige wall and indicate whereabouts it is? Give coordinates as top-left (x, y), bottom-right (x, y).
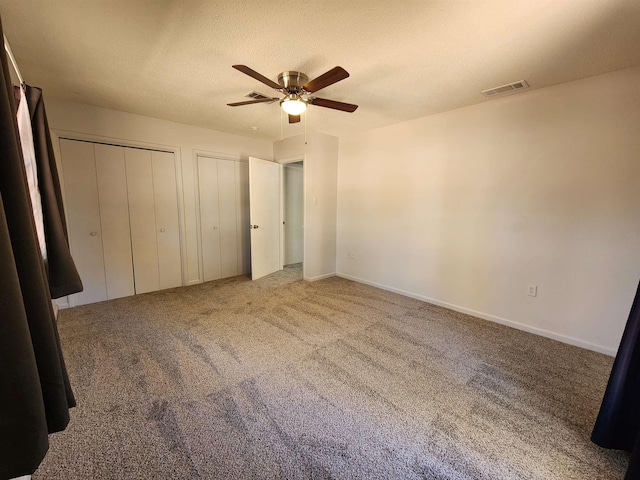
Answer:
top-left (45, 99), bottom-right (273, 288)
top-left (274, 132), bottom-right (339, 280)
top-left (337, 66), bottom-right (640, 355)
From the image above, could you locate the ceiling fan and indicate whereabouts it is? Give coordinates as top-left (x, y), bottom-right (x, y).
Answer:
top-left (227, 65), bottom-right (358, 124)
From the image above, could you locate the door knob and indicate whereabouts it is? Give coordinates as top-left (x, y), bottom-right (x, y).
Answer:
top-left (213, 226), bottom-right (218, 230)
top-left (90, 231), bottom-right (98, 237)
top-left (253, 225), bottom-right (259, 229)
top-left (160, 228), bottom-right (166, 233)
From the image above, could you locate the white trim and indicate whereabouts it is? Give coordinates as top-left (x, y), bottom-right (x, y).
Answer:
top-left (304, 272), bottom-right (335, 282)
top-left (4, 34), bottom-right (24, 84)
top-left (193, 149), bottom-right (245, 163)
top-left (280, 164), bottom-right (284, 271)
top-left (53, 129), bottom-right (177, 154)
top-left (54, 297), bottom-right (70, 310)
top-left (275, 154), bottom-right (306, 165)
top-left (336, 272), bottom-right (616, 356)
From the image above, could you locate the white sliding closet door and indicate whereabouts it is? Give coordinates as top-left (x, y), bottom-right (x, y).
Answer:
top-left (94, 144), bottom-right (135, 299)
top-left (60, 139), bottom-right (183, 304)
top-left (217, 159), bottom-right (239, 279)
top-left (197, 156), bottom-right (250, 282)
top-left (198, 156), bottom-right (222, 282)
top-left (152, 151), bottom-right (182, 290)
top-left (60, 139), bottom-right (107, 305)
top-left (126, 149), bottom-right (160, 294)
top-left (126, 149), bottom-right (182, 293)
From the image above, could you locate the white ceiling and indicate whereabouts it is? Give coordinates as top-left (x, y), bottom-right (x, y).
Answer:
top-left (1, 0), bottom-right (639, 141)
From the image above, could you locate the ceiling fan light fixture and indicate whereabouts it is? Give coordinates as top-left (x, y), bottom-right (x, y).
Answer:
top-left (230, 65), bottom-right (358, 117)
top-left (280, 95), bottom-right (307, 115)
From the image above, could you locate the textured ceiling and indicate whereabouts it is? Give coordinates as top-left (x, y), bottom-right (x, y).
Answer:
top-left (1, 0), bottom-right (639, 141)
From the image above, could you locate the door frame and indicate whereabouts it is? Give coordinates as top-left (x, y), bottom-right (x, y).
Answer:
top-left (277, 155), bottom-right (306, 279)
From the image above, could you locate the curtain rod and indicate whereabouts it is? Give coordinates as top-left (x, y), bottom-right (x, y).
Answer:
top-left (3, 34), bottom-right (24, 84)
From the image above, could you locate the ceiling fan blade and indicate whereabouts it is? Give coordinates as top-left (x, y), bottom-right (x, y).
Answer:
top-left (232, 65), bottom-right (282, 90)
top-left (288, 114), bottom-right (301, 124)
top-left (303, 66), bottom-right (349, 93)
top-left (309, 97), bottom-right (358, 113)
top-left (227, 98), bottom-right (278, 107)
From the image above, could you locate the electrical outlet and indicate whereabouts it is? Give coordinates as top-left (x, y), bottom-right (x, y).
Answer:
top-left (527, 285), bottom-right (537, 297)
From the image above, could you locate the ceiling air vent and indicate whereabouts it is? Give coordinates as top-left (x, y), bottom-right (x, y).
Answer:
top-left (481, 80), bottom-right (529, 98)
top-left (245, 91), bottom-right (277, 103)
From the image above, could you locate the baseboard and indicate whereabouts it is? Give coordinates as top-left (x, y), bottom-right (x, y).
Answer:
top-left (54, 298), bottom-right (69, 311)
top-left (51, 296), bottom-right (69, 318)
top-left (336, 272), bottom-right (616, 357)
top-left (304, 272), bottom-right (336, 282)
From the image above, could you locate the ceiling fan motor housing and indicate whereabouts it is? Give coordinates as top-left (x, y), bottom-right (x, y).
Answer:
top-left (278, 71), bottom-right (309, 94)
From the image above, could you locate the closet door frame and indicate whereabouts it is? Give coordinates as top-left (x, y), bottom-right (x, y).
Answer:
top-left (193, 151), bottom-right (248, 285)
top-left (52, 130), bottom-right (187, 308)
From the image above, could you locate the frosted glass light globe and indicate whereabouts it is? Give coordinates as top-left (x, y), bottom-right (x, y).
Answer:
top-left (281, 96), bottom-right (307, 115)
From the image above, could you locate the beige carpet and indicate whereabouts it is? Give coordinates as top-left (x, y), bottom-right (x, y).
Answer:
top-left (34, 265), bottom-right (629, 479)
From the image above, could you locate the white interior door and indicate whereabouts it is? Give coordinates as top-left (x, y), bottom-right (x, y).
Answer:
top-left (198, 156), bottom-right (222, 282)
top-left (125, 149), bottom-right (160, 294)
top-left (60, 139), bottom-right (107, 305)
top-left (249, 157), bottom-right (281, 280)
top-left (217, 159), bottom-right (239, 278)
top-left (94, 144), bottom-right (135, 300)
top-left (152, 151), bottom-right (182, 290)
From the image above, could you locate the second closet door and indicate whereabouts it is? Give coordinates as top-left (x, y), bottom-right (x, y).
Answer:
top-left (198, 156), bottom-right (249, 282)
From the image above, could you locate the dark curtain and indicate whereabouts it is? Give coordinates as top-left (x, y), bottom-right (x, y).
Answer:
top-left (592, 279), bottom-right (640, 479)
top-left (0, 17), bottom-right (75, 480)
top-left (24, 84), bottom-right (83, 298)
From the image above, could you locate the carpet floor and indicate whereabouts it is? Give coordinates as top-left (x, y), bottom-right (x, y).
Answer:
top-left (34, 265), bottom-right (629, 479)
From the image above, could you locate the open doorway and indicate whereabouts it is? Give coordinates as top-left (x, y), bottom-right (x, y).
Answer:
top-left (282, 161), bottom-right (303, 279)
top-left (248, 156), bottom-right (304, 281)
